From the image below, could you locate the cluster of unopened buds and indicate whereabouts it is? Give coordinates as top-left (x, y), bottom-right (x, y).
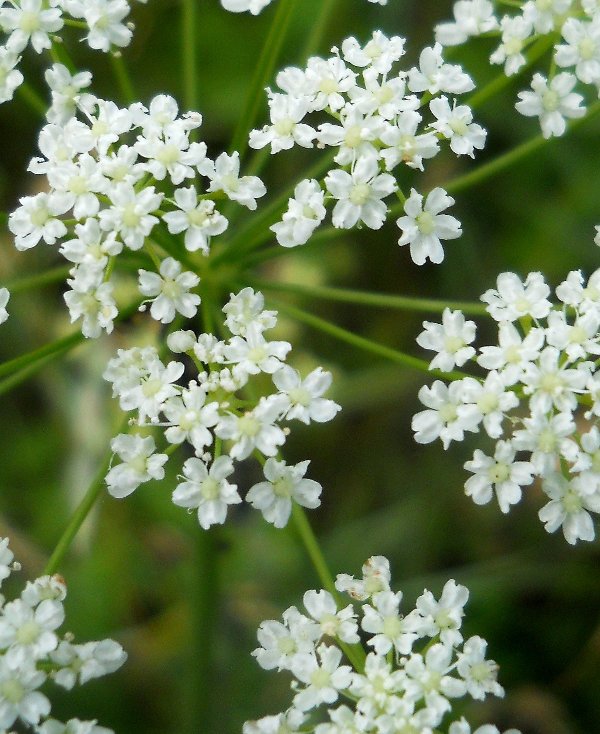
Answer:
top-left (8, 89), bottom-right (266, 337)
top-left (103, 288), bottom-right (340, 529)
top-left (244, 556), bottom-right (519, 734)
top-left (0, 538), bottom-right (126, 734)
top-left (413, 263), bottom-right (600, 544)
top-left (436, 0), bottom-right (600, 138)
top-left (250, 31), bottom-right (486, 264)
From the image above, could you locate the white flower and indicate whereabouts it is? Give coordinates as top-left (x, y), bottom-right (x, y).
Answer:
top-left (163, 186), bottom-right (228, 254)
top-left (435, 1), bottom-right (498, 46)
top-left (271, 179), bottom-right (326, 247)
top-left (417, 309), bottom-right (476, 372)
top-left (464, 442), bottom-right (534, 513)
top-left (172, 455), bottom-right (241, 529)
top-left (477, 321), bottom-right (545, 385)
top-left (325, 153), bottom-right (396, 230)
top-left (99, 183), bottom-right (162, 250)
top-left (380, 110), bottom-right (440, 171)
top-left (412, 379), bottom-right (479, 449)
top-left (0, 47), bottom-right (23, 104)
top-left (413, 579), bottom-right (469, 647)
top-left (163, 385), bottom-right (220, 452)
top-left (216, 395), bottom-right (287, 460)
top-left (0, 657), bottom-right (49, 728)
top-left (457, 636), bottom-right (504, 700)
top-left (105, 434), bottom-right (168, 498)
top-left (273, 366), bottom-right (340, 424)
top-left (51, 638), bottom-right (127, 688)
top-left (362, 590), bottom-right (417, 655)
top-left (63, 271), bottom-right (118, 339)
top-left (407, 43), bottom-right (474, 95)
top-left (512, 411), bottom-right (576, 476)
top-left (335, 556), bottom-right (391, 601)
top-left (429, 97), bottom-right (486, 157)
top-left (0, 0), bottom-right (63, 54)
top-left (0, 288), bottom-right (9, 325)
top-left (459, 372), bottom-right (520, 439)
top-left (0, 597), bottom-right (63, 669)
top-left (522, 346), bottom-right (589, 413)
top-left (247, 458), bottom-right (322, 527)
top-left (291, 643), bottom-right (353, 712)
top-left (252, 606), bottom-right (320, 672)
top-left (302, 590), bottom-right (359, 644)
top-left (80, 0), bottom-right (133, 51)
top-left (539, 472), bottom-right (600, 544)
top-left (45, 63), bottom-right (92, 124)
top-left (224, 323), bottom-right (291, 377)
top-left (220, 0), bottom-right (274, 14)
top-left (222, 287), bottom-right (277, 336)
top-left (202, 151), bottom-right (266, 210)
top-left (481, 271), bottom-right (552, 322)
top-left (515, 72), bottom-right (585, 138)
top-left (249, 94), bottom-right (315, 153)
top-left (403, 644), bottom-right (467, 714)
top-left (555, 17), bottom-right (600, 84)
top-left (317, 106), bottom-right (384, 166)
top-left (341, 32), bottom-right (405, 75)
top-left (9, 192), bottom-right (69, 250)
top-left (138, 257), bottom-right (201, 324)
top-left (118, 358), bottom-right (184, 422)
top-left (490, 16), bottom-right (533, 76)
top-left (397, 187), bottom-right (461, 265)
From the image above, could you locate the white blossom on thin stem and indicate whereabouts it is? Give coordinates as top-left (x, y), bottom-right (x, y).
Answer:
top-left (397, 187), bottom-right (461, 265)
top-left (417, 309), bottom-right (476, 372)
top-left (464, 442), bottom-right (534, 514)
top-left (105, 434), bottom-right (168, 498)
top-left (271, 179), bottom-right (326, 247)
top-left (539, 472), bottom-right (600, 544)
top-left (515, 72), bottom-right (585, 138)
top-left (163, 186), bottom-right (228, 254)
top-left (172, 455), bottom-right (241, 529)
top-left (325, 153), bottom-right (396, 230)
top-left (429, 96), bottom-right (487, 157)
top-left (247, 458), bottom-right (321, 527)
top-left (138, 257), bottom-right (201, 324)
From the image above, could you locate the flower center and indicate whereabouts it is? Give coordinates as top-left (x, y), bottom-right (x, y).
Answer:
top-left (416, 211), bottom-right (435, 235)
top-left (488, 462), bottom-right (510, 484)
top-left (274, 118), bottom-right (295, 136)
top-left (349, 182), bottom-right (371, 206)
top-left (201, 477), bottom-right (220, 500)
top-left (16, 620), bottom-right (41, 645)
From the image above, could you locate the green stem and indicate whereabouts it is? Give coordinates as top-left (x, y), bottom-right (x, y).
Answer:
top-left (4, 265), bottom-right (71, 294)
top-left (291, 505), bottom-right (365, 671)
top-left (17, 82), bottom-right (47, 117)
top-left (436, 99), bottom-right (600, 198)
top-left (266, 297), bottom-right (469, 380)
top-left (299, 0), bottom-right (338, 60)
top-left (0, 300), bottom-right (142, 385)
top-left (250, 279), bottom-right (488, 316)
top-left (182, 0), bottom-right (198, 110)
top-left (228, 0), bottom-right (298, 160)
top-left (110, 53), bottom-right (135, 105)
top-left (44, 429), bottom-right (122, 575)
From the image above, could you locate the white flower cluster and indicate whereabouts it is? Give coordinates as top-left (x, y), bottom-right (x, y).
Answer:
top-left (435, 0), bottom-right (600, 138)
top-left (220, 0), bottom-right (387, 15)
top-left (413, 266), bottom-right (600, 544)
top-left (8, 91), bottom-right (266, 337)
top-left (0, 538), bottom-right (126, 734)
top-left (249, 32), bottom-right (485, 263)
top-left (244, 556), bottom-right (519, 734)
top-left (103, 288), bottom-right (340, 529)
top-left (0, 0), bottom-right (147, 106)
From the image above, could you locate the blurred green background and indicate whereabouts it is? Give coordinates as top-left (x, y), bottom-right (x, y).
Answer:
top-left (0, 1), bottom-right (599, 732)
